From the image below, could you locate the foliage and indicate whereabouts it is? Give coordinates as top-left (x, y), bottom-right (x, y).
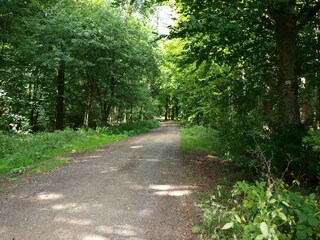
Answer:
top-left (180, 125), bottom-right (226, 155)
top-left (0, 120), bottom-right (159, 175)
top-left (196, 180), bottom-right (320, 240)
top-left (0, 0), bottom-right (159, 131)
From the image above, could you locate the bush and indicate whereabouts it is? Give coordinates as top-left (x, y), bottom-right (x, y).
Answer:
top-left (195, 180), bottom-right (320, 239)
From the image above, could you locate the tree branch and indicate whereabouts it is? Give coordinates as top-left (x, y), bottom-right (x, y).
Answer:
top-left (297, 2), bottom-right (320, 30)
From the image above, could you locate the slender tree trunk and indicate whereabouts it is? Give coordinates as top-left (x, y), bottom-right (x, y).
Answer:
top-left (273, 4), bottom-right (301, 128)
top-left (164, 97), bottom-right (169, 120)
top-left (315, 25), bottom-right (320, 130)
top-left (55, 61), bottom-right (65, 130)
top-left (316, 87), bottom-right (320, 130)
top-left (103, 77), bottom-right (116, 124)
top-left (171, 106), bottom-right (175, 120)
top-left (84, 71), bottom-right (94, 127)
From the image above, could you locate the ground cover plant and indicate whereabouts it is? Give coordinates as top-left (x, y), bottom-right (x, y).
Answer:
top-left (0, 120), bottom-right (159, 175)
top-left (182, 125), bottom-right (320, 240)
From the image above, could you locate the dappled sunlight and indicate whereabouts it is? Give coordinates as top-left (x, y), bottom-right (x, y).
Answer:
top-left (139, 209), bottom-right (153, 217)
top-left (96, 224), bottom-right (138, 237)
top-left (149, 184), bottom-right (194, 191)
top-left (37, 192), bottom-right (63, 201)
top-left (54, 217), bottom-right (93, 226)
top-left (52, 203), bottom-right (87, 212)
top-left (87, 155), bottom-right (101, 159)
top-left (82, 234), bottom-right (107, 240)
top-left (130, 145), bottom-right (144, 149)
top-left (0, 226), bottom-right (8, 235)
top-left (140, 158), bottom-right (160, 162)
top-left (149, 184), bottom-right (196, 197)
top-left (154, 190), bottom-right (192, 196)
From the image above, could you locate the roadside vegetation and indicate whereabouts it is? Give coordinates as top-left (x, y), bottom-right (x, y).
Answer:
top-left (0, 120), bottom-right (159, 176)
top-left (181, 125), bottom-right (320, 240)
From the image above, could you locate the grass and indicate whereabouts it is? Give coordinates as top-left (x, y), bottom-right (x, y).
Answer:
top-left (180, 125), bottom-right (224, 155)
top-left (0, 120), bottom-right (159, 175)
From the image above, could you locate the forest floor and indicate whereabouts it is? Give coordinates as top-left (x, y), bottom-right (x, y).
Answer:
top-left (0, 122), bottom-right (221, 240)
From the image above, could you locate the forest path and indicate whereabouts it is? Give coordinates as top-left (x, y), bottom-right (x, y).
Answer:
top-left (0, 122), bottom-right (196, 240)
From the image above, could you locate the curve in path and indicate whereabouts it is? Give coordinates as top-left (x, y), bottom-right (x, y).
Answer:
top-left (0, 122), bottom-right (196, 240)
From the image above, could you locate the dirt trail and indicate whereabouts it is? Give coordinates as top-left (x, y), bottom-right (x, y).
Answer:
top-left (0, 122), bottom-right (197, 240)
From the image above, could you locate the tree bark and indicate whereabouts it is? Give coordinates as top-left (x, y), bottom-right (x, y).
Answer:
top-left (171, 106), bottom-right (175, 120)
top-left (84, 71), bottom-right (94, 127)
top-left (102, 77), bottom-right (116, 123)
top-left (55, 61), bottom-right (65, 130)
top-left (164, 97), bottom-right (169, 121)
top-left (273, 4), bottom-right (301, 128)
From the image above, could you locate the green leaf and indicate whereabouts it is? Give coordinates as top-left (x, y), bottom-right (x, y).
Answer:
top-left (234, 214), bottom-right (242, 223)
top-left (297, 212), bottom-right (308, 223)
top-left (260, 222), bottom-right (268, 238)
top-left (222, 222), bottom-right (234, 230)
top-left (255, 235), bottom-right (264, 240)
top-left (308, 216), bottom-right (319, 227)
top-left (191, 225), bottom-right (202, 233)
top-left (278, 212), bottom-right (287, 221)
top-left (297, 230), bottom-right (308, 240)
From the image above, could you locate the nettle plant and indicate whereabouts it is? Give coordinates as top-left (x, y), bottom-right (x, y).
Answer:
top-left (195, 180), bottom-right (320, 239)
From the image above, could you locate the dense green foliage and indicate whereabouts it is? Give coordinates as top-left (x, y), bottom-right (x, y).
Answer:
top-left (0, 120), bottom-right (159, 175)
top-left (157, 0), bottom-right (320, 185)
top-left (181, 126), bottom-right (320, 239)
top-left (2, 0), bottom-right (320, 237)
top-left (0, 0), bottom-right (159, 131)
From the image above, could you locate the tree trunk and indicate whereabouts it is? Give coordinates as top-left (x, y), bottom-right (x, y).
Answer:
top-left (55, 61), bottom-right (65, 130)
top-left (316, 87), bottom-right (320, 130)
top-left (103, 77), bottom-right (116, 124)
top-left (164, 97), bottom-right (169, 120)
top-left (273, 4), bottom-right (301, 128)
top-left (84, 71), bottom-right (94, 127)
top-left (171, 106), bottom-right (175, 120)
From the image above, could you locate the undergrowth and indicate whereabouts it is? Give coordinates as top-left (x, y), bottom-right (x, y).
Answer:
top-left (0, 120), bottom-right (159, 175)
top-left (181, 125), bottom-right (320, 240)
top-left (180, 125), bottom-right (226, 155)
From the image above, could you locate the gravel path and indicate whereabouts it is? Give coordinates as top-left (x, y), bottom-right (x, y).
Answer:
top-left (0, 122), bottom-right (197, 240)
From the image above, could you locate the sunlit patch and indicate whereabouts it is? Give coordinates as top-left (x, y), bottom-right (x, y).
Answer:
top-left (95, 149), bottom-right (105, 152)
top-left (0, 226), bottom-right (8, 235)
top-left (82, 234), bottom-right (107, 240)
top-left (87, 155), bottom-right (101, 159)
top-left (149, 184), bottom-right (195, 191)
top-left (130, 145), bottom-right (143, 149)
top-left (139, 209), bottom-right (153, 216)
top-left (54, 217), bottom-right (93, 226)
top-left (154, 190), bottom-right (192, 196)
top-left (52, 203), bottom-right (86, 212)
top-left (96, 225), bottom-right (137, 237)
top-left (143, 158), bottom-right (160, 162)
top-left (37, 192), bottom-right (63, 201)
top-left (149, 184), bottom-right (196, 196)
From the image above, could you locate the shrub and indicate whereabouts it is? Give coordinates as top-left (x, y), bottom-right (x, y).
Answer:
top-left (195, 180), bottom-right (320, 239)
